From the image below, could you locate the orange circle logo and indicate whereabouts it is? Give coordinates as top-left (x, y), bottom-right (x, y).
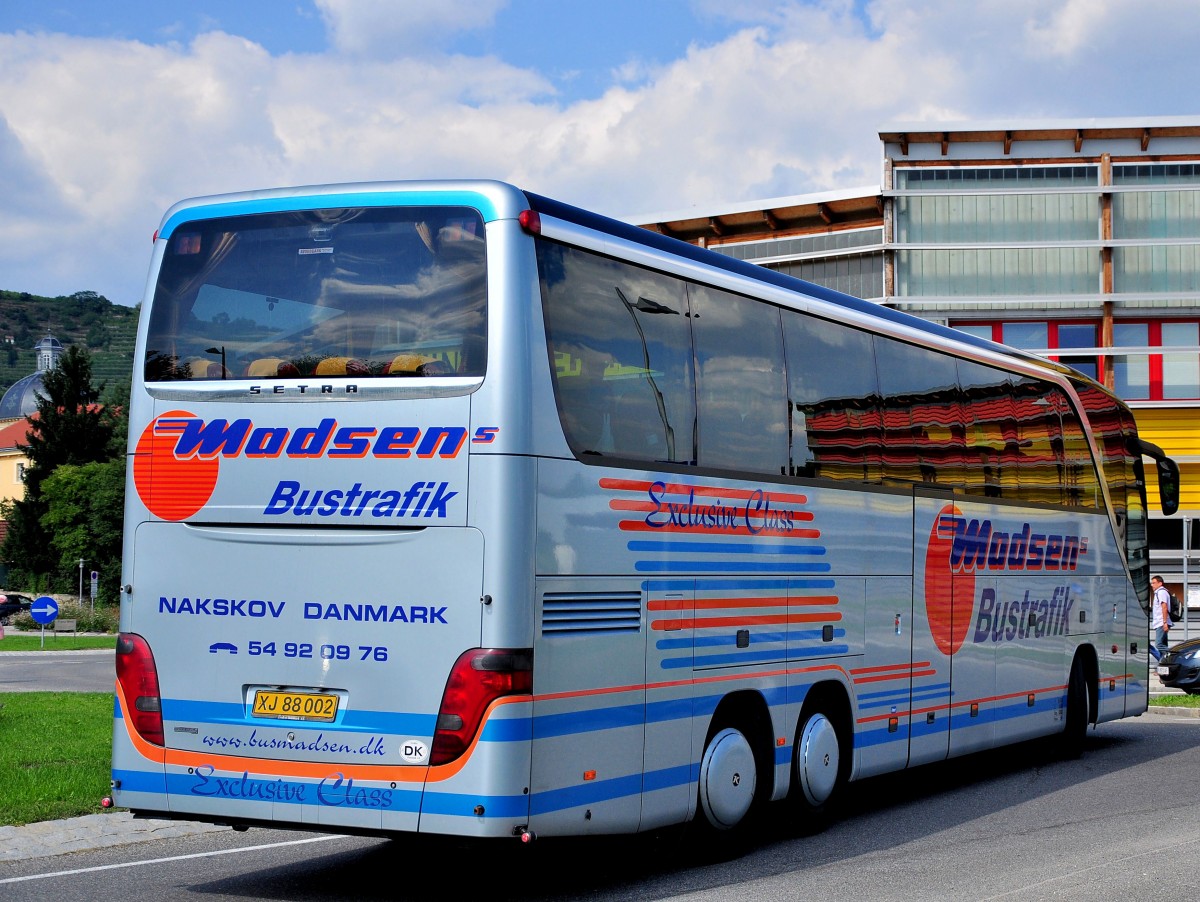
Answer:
top-left (923, 504), bottom-right (975, 657)
top-left (132, 410), bottom-right (220, 521)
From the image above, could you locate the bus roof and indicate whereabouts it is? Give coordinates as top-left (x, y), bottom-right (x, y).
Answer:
top-left (524, 190), bottom-right (1064, 378)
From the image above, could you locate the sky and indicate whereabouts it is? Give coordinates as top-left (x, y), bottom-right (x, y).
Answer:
top-left (2, 0), bottom-right (1200, 305)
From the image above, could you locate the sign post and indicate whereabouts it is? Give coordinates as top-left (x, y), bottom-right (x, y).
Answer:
top-left (90, 570), bottom-right (98, 615)
top-left (30, 596), bottom-right (58, 649)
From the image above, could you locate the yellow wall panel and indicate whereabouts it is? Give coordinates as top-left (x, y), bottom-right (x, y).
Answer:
top-left (1131, 408), bottom-right (1200, 459)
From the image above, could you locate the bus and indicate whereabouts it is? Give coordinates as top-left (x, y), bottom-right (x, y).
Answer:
top-left (112, 180), bottom-right (1179, 842)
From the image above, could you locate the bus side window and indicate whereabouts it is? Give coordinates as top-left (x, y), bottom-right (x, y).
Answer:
top-left (556, 366), bottom-right (613, 455)
top-left (873, 336), bottom-right (961, 487)
top-left (1056, 392), bottom-right (1102, 508)
top-left (538, 239), bottom-right (696, 464)
top-left (1012, 378), bottom-right (1063, 506)
top-left (782, 310), bottom-right (882, 483)
top-left (690, 285), bottom-right (788, 476)
top-left (958, 361), bottom-right (1019, 499)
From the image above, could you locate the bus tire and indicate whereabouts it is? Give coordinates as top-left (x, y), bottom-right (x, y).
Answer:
top-left (793, 708), bottom-right (841, 812)
top-left (1060, 655), bottom-right (1091, 759)
top-left (698, 727), bottom-right (758, 831)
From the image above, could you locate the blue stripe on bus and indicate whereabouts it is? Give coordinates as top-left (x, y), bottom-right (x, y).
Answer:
top-left (420, 790), bottom-right (531, 818)
top-left (160, 190), bottom-right (504, 238)
top-left (657, 627), bottom-right (840, 651)
top-left (161, 698), bottom-right (435, 735)
top-left (112, 768), bottom-right (168, 794)
top-left (858, 688), bottom-right (955, 710)
top-left (627, 541), bottom-right (827, 556)
top-left (479, 718), bottom-right (533, 742)
top-left (636, 560), bottom-right (832, 573)
top-left (532, 703), bottom-right (644, 738)
top-left (858, 693), bottom-right (1068, 748)
top-left (661, 645), bottom-right (850, 668)
top-left (788, 644), bottom-right (851, 659)
top-left (529, 772), bottom-right (644, 814)
top-left (531, 697), bottom-right (696, 741)
top-left (858, 683), bottom-right (953, 704)
top-left (857, 724), bottom-right (909, 748)
top-left (643, 764), bottom-right (699, 794)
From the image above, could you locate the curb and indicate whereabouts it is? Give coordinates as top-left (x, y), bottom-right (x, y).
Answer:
top-left (1148, 704), bottom-right (1200, 717)
top-left (0, 812), bottom-right (226, 862)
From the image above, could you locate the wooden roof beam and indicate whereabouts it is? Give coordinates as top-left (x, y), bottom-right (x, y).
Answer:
top-left (898, 132), bottom-right (909, 155)
top-left (708, 217), bottom-right (726, 238)
top-left (1075, 129), bottom-right (1083, 152)
top-left (762, 209), bottom-right (780, 231)
top-left (1142, 128), bottom-right (1151, 151)
top-left (941, 132), bottom-right (950, 156)
top-left (817, 203), bottom-right (834, 225)
top-left (1004, 131), bottom-right (1013, 155)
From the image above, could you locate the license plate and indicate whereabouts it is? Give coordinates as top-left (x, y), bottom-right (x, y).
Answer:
top-left (1157, 666), bottom-right (1171, 676)
top-left (252, 689), bottom-right (339, 722)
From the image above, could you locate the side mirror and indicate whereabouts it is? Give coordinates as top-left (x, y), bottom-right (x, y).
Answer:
top-left (1138, 439), bottom-right (1180, 517)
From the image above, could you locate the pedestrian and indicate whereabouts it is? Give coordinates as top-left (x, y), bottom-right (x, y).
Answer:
top-left (1151, 574), bottom-right (1172, 659)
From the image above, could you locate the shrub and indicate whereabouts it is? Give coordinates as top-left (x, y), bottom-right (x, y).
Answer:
top-left (7, 597), bottom-right (118, 633)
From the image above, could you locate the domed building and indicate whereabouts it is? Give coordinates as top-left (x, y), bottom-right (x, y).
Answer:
top-left (0, 334), bottom-right (63, 420)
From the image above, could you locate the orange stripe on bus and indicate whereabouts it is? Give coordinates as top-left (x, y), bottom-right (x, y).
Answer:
top-left (646, 596), bottom-right (839, 612)
top-left (851, 661), bottom-right (933, 676)
top-left (652, 612), bottom-right (842, 630)
top-left (856, 682), bottom-right (1070, 724)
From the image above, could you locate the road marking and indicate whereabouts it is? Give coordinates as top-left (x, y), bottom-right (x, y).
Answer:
top-left (0, 833), bottom-right (350, 884)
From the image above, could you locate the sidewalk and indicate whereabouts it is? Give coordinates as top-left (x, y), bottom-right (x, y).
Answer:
top-left (0, 813), bottom-right (225, 862)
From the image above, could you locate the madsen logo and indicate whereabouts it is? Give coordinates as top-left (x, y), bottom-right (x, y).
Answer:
top-left (133, 411), bottom-right (495, 522)
top-left (923, 504), bottom-right (1089, 657)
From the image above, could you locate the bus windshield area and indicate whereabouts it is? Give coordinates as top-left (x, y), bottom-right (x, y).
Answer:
top-left (144, 206), bottom-right (487, 381)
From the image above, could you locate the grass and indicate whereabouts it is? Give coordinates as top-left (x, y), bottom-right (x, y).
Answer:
top-left (0, 692), bottom-right (115, 826)
top-left (0, 634), bottom-right (117, 652)
top-left (1150, 692), bottom-right (1200, 706)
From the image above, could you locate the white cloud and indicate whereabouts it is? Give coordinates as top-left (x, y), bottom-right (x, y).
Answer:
top-left (2, 0), bottom-right (1200, 302)
top-left (314, 0), bottom-right (509, 56)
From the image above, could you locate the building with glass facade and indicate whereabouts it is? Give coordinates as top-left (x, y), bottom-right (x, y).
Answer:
top-left (635, 117), bottom-right (1199, 587)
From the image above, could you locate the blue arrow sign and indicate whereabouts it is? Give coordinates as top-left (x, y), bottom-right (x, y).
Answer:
top-left (30, 596), bottom-right (58, 625)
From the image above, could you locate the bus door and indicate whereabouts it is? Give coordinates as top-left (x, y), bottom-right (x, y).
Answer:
top-left (642, 580), bottom-right (694, 830)
top-left (946, 500), bottom-right (996, 758)
top-left (909, 495), bottom-right (958, 767)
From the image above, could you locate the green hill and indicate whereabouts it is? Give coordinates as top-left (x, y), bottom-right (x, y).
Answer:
top-left (0, 290), bottom-right (138, 393)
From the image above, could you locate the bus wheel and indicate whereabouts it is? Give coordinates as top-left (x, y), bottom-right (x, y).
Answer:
top-left (698, 727), bottom-right (757, 831)
top-left (793, 708), bottom-right (842, 815)
top-left (1059, 655), bottom-right (1091, 759)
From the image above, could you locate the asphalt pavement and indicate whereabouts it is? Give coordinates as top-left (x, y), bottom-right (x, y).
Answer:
top-left (0, 639), bottom-right (1196, 863)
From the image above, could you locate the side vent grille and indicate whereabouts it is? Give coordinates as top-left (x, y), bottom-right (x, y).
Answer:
top-left (542, 592), bottom-right (642, 635)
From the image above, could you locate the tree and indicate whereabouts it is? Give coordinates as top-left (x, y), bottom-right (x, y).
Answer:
top-left (20, 345), bottom-right (114, 495)
top-left (1, 346), bottom-right (121, 590)
top-left (39, 460), bottom-right (125, 600)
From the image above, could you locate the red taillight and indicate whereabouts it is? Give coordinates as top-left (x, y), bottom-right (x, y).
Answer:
top-left (518, 209), bottom-right (541, 235)
top-left (430, 648), bottom-right (532, 765)
top-left (116, 632), bottom-right (164, 746)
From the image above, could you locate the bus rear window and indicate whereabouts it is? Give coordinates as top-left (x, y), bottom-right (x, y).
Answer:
top-left (144, 206), bottom-right (487, 381)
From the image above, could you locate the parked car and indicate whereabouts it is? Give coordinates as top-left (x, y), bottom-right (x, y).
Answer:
top-left (1159, 636), bottom-right (1200, 694)
top-left (0, 593), bottom-right (33, 624)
